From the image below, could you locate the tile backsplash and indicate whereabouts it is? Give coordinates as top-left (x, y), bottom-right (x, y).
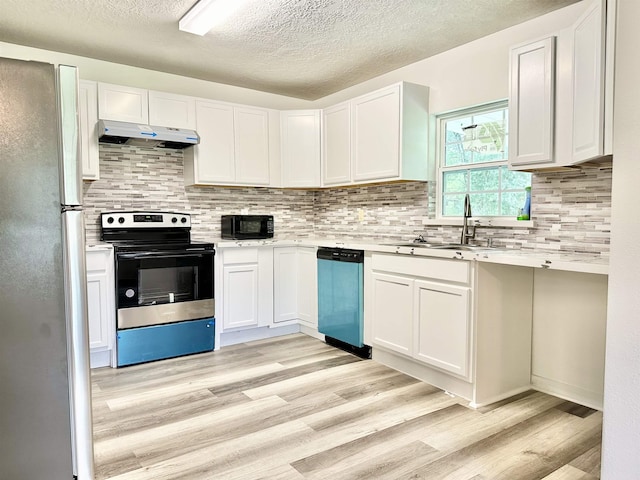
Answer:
top-left (83, 145), bottom-right (315, 243)
top-left (84, 145), bottom-right (612, 255)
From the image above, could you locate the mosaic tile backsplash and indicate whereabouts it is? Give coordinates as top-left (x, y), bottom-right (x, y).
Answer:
top-left (84, 145), bottom-right (612, 255)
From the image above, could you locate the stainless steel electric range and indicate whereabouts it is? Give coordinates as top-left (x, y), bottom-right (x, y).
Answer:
top-left (101, 211), bottom-right (215, 367)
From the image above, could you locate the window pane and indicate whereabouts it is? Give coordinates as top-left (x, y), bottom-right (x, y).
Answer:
top-left (472, 149), bottom-right (505, 164)
top-left (501, 191), bottom-right (527, 216)
top-left (445, 117), bottom-right (472, 141)
top-left (442, 193), bottom-right (466, 216)
top-left (469, 192), bottom-right (499, 216)
top-left (443, 170), bottom-right (468, 193)
top-left (444, 142), bottom-right (470, 166)
top-left (469, 167), bottom-right (499, 192)
top-left (501, 166), bottom-right (531, 190)
top-left (439, 102), bottom-right (521, 218)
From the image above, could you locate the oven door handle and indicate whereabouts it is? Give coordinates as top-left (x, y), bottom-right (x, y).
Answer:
top-left (116, 251), bottom-right (213, 260)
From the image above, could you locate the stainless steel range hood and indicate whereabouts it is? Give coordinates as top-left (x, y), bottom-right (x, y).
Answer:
top-left (98, 120), bottom-right (199, 149)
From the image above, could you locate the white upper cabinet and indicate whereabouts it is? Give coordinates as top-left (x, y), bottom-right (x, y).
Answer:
top-left (321, 82), bottom-right (430, 187)
top-left (509, 0), bottom-right (614, 170)
top-left (353, 82), bottom-right (430, 183)
top-left (97, 83), bottom-right (149, 124)
top-left (78, 80), bottom-right (99, 180)
top-left (322, 102), bottom-right (351, 186)
top-left (148, 90), bottom-right (196, 130)
top-left (281, 110), bottom-right (321, 187)
top-left (234, 107), bottom-right (270, 185)
top-left (184, 100), bottom-right (270, 186)
top-left (185, 100), bottom-right (235, 184)
top-left (322, 82), bottom-right (429, 186)
top-left (353, 84), bottom-right (402, 181)
top-left (508, 37), bottom-right (556, 168)
top-left (571, 0), bottom-right (607, 163)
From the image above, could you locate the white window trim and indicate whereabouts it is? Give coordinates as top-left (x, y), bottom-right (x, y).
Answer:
top-left (434, 100), bottom-right (532, 226)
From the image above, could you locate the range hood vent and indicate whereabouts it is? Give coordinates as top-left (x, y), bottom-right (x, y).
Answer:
top-left (98, 120), bottom-right (199, 149)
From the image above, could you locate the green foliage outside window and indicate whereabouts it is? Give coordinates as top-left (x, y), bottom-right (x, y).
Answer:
top-left (439, 103), bottom-right (531, 217)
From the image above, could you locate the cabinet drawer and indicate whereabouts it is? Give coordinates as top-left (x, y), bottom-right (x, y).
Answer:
top-left (371, 253), bottom-right (470, 284)
top-left (222, 248), bottom-right (259, 264)
top-left (86, 249), bottom-right (112, 272)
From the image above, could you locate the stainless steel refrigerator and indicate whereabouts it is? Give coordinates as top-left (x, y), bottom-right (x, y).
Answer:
top-left (0, 58), bottom-right (95, 479)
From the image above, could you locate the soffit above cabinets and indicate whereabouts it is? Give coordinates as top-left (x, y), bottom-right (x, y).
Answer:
top-left (0, 0), bottom-right (581, 100)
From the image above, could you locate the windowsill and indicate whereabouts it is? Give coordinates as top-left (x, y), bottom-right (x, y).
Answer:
top-left (422, 218), bottom-right (535, 228)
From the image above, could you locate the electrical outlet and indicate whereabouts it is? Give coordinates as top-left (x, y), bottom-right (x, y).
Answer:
top-left (240, 208), bottom-right (249, 215)
top-left (358, 208), bottom-right (364, 222)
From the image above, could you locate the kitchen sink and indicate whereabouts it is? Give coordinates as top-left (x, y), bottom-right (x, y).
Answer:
top-left (429, 244), bottom-right (490, 251)
top-left (389, 242), bottom-right (494, 251)
top-left (388, 242), bottom-right (437, 248)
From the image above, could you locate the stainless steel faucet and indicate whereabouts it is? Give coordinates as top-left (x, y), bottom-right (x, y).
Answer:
top-left (460, 194), bottom-right (476, 245)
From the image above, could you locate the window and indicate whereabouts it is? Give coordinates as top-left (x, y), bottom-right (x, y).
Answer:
top-left (437, 101), bottom-right (531, 217)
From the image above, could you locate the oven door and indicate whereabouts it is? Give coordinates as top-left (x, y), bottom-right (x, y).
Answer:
top-left (116, 249), bottom-right (214, 329)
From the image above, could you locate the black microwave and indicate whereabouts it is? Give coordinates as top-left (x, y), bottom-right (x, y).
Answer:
top-left (221, 215), bottom-right (274, 239)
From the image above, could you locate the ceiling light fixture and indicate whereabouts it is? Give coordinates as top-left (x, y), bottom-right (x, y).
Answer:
top-left (179, 0), bottom-right (250, 36)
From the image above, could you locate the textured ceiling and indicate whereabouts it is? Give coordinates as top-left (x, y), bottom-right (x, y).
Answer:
top-left (0, 0), bottom-right (580, 100)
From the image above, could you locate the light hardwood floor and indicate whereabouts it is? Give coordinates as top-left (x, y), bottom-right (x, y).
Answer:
top-left (91, 334), bottom-right (602, 480)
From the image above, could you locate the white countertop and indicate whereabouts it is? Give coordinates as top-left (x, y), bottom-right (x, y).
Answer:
top-left (213, 237), bottom-right (609, 275)
top-left (86, 243), bottom-right (113, 252)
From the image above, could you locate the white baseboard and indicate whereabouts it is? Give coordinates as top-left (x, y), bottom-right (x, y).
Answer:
top-left (90, 349), bottom-right (112, 369)
top-left (531, 374), bottom-right (603, 410)
top-left (219, 324), bottom-right (301, 347)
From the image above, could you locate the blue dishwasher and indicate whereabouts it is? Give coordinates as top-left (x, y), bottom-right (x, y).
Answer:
top-left (317, 247), bottom-right (371, 358)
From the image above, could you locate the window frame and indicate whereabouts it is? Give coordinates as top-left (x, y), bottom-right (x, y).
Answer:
top-left (435, 100), bottom-right (530, 222)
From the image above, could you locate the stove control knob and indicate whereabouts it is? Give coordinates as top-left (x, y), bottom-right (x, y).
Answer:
top-left (181, 217), bottom-right (187, 223)
top-left (107, 217), bottom-right (114, 224)
top-left (171, 217), bottom-right (178, 223)
top-left (118, 217), bottom-right (125, 224)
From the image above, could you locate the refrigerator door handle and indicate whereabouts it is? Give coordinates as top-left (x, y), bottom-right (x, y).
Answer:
top-left (57, 64), bottom-right (83, 207)
top-left (62, 210), bottom-right (95, 479)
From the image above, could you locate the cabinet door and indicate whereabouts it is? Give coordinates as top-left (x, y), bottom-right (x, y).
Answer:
top-left (223, 264), bottom-right (259, 329)
top-left (273, 247), bottom-right (299, 324)
top-left (97, 83), bottom-right (149, 123)
top-left (508, 37), bottom-right (556, 168)
top-left (86, 271), bottom-right (110, 350)
top-left (370, 272), bottom-right (413, 355)
top-left (322, 102), bottom-right (351, 186)
top-left (78, 80), bottom-right (99, 180)
top-left (235, 107), bottom-right (270, 185)
top-left (189, 100), bottom-right (236, 184)
top-left (571, 0), bottom-right (606, 163)
top-left (413, 280), bottom-right (471, 379)
top-left (352, 85), bottom-right (400, 181)
top-left (281, 110), bottom-right (321, 187)
top-left (148, 90), bottom-right (196, 129)
top-left (297, 246), bottom-right (318, 327)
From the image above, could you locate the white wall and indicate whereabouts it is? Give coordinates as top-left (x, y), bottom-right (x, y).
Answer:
top-left (601, 0), bottom-right (640, 477)
top-left (0, 41), bottom-right (312, 110)
top-left (313, 1), bottom-right (589, 115)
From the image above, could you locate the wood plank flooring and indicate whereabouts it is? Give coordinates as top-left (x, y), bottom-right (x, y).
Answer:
top-left (91, 334), bottom-right (602, 480)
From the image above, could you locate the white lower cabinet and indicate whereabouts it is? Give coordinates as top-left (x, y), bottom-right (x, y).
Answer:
top-left (414, 280), bottom-right (471, 378)
top-left (86, 246), bottom-right (115, 368)
top-left (273, 247), bottom-right (299, 324)
top-left (371, 272), bottom-right (413, 356)
top-left (368, 253), bottom-right (533, 407)
top-left (273, 246), bottom-right (318, 328)
top-left (219, 247), bottom-right (273, 331)
top-left (223, 263), bottom-right (259, 329)
top-left (296, 246), bottom-right (318, 328)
